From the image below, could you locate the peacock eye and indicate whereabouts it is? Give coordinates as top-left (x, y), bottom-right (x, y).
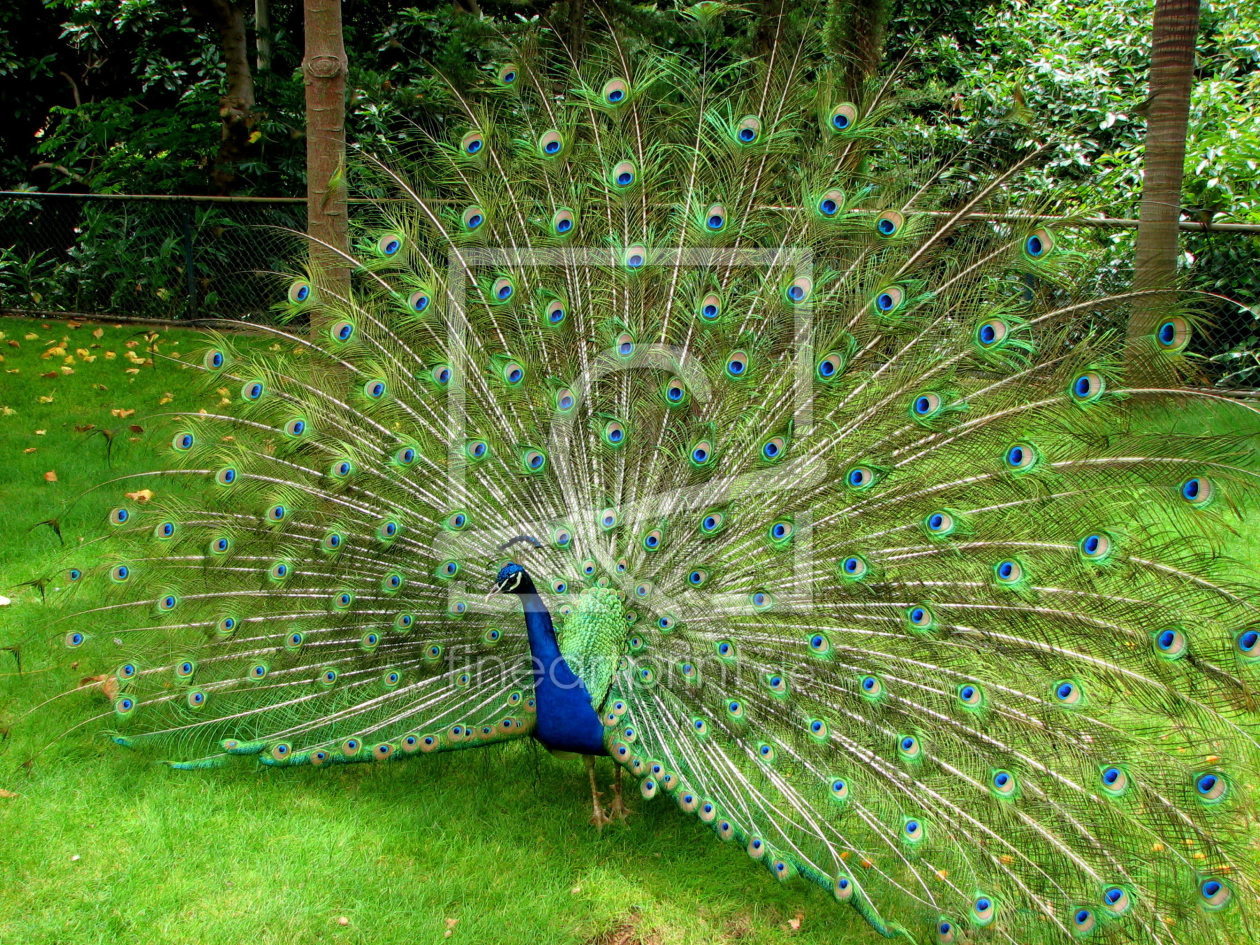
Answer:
top-left (735, 114), bottom-right (761, 144)
top-left (550, 207), bottom-right (576, 237)
top-left (408, 290), bottom-right (431, 314)
top-left (497, 63), bottom-right (518, 86)
top-left (703, 203), bottom-right (726, 231)
top-left (538, 129), bottom-right (565, 156)
top-left (491, 276), bottom-right (515, 302)
top-left (1156, 316), bottom-right (1190, 350)
top-left (602, 77), bottom-right (629, 105)
top-left (287, 280), bottom-right (311, 304)
top-left (1023, 227), bottom-right (1053, 258)
top-left (760, 436), bottom-right (786, 461)
top-left (203, 349), bottom-right (226, 370)
top-left (462, 206), bottom-right (486, 232)
top-left (875, 210), bottom-right (904, 237)
top-left (376, 233), bottom-right (403, 256)
top-left (460, 130), bottom-right (484, 155)
top-left (611, 160), bottom-right (636, 188)
top-left (784, 276), bottom-right (812, 303)
top-left (816, 351), bottom-right (844, 380)
top-left (976, 317), bottom-right (1009, 347)
top-left (615, 332), bottom-right (635, 358)
top-left (1070, 371), bottom-right (1105, 403)
top-left (829, 102), bottom-right (857, 131)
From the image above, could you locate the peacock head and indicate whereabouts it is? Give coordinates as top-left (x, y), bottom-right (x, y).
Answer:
top-left (488, 562), bottom-right (537, 597)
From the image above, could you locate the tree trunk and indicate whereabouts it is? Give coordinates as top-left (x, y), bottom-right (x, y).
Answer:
top-left (303, 0), bottom-right (350, 305)
top-left (1128, 0), bottom-right (1200, 364)
top-left (185, 0), bottom-right (257, 195)
top-left (826, 0), bottom-right (893, 94)
top-left (255, 0), bottom-right (271, 72)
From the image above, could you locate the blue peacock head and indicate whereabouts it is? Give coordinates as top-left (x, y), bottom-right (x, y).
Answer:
top-left (489, 561), bottom-right (537, 596)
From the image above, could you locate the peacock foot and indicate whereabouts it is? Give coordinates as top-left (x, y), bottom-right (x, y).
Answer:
top-left (589, 800), bottom-right (613, 830)
top-left (608, 783), bottom-right (633, 822)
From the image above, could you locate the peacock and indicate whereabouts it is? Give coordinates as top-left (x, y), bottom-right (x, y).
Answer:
top-left (21, 5), bottom-right (1260, 944)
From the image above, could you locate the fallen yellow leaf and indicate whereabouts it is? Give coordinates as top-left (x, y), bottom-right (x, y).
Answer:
top-left (37, 395), bottom-right (54, 403)
top-left (124, 489), bottom-right (155, 502)
top-left (92, 328), bottom-right (104, 339)
top-left (111, 408), bottom-right (136, 418)
top-left (34, 429), bottom-right (45, 435)
top-left (44, 470), bottom-right (57, 482)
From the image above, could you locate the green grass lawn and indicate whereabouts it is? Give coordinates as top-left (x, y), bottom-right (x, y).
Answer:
top-left (0, 316), bottom-right (866, 945)
top-left (1, 315), bottom-right (1256, 945)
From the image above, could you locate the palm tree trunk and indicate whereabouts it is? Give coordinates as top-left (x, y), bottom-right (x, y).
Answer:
top-left (1128, 0), bottom-right (1200, 364)
top-left (303, 0), bottom-right (349, 308)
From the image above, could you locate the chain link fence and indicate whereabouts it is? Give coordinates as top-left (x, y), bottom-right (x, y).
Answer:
top-left (1, 192), bottom-right (1257, 387)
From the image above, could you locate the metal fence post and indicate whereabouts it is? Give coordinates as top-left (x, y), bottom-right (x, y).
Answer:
top-left (181, 200), bottom-right (198, 314)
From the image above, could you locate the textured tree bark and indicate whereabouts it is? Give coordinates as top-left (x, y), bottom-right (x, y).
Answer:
top-left (826, 0), bottom-right (893, 95)
top-left (302, 0), bottom-right (350, 307)
top-left (185, 0), bottom-right (257, 195)
top-left (1128, 0), bottom-right (1200, 366)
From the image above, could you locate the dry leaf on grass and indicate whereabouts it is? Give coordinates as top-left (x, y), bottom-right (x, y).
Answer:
top-left (124, 489), bottom-right (155, 502)
top-left (80, 674), bottom-right (119, 701)
top-left (43, 470), bottom-right (57, 482)
top-left (92, 328), bottom-right (104, 339)
top-left (37, 395), bottom-right (54, 403)
top-left (0, 789), bottom-right (18, 799)
top-left (111, 408), bottom-right (136, 418)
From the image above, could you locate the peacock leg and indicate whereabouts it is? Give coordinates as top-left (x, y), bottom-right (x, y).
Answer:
top-left (608, 763), bottom-right (633, 821)
top-left (585, 755), bottom-right (611, 829)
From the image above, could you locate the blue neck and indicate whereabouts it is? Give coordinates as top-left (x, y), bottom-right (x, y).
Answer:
top-left (519, 592), bottom-right (608, 755)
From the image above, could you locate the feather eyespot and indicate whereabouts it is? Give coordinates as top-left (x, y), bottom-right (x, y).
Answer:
top-left (784, 276), bottom-right (812, 303)
top-left (1180, 476), bottom-right (1214, 507)
top-left (994, 559), bottom-right (1024, 584)
top-left (839, 555), bottom-right (869, 580)
top-left (490, 276), bottom-right (515, 303)
top-left (925, 511), bottom-right (955, 535)
top-left (601, 78), bottom-right (630, 105)
top-left (973, 896), bottom-right (997, 925)
top-left (287, 280), bottom-right (311, 304)
top-left (461, 206), bottom-right (486, 232)
top-left (910, 392), bottom-right (943, 419)
top-left (538, 129), bottom-right (565, 157)
top-left (698, 293), bottom-right (722, 321)
top-left (408, 290), bottom-right (431, 314)
top-left (957, 683), bottom-right (984, 708)
top-left (1070, 371), bottom-right (1105, 403)
top-left (1199, 878), bottom-right (1232, 911)
top-left (767, 519), bottom-right (794, 544)
top-left (611, 160), bottom-right (636, 188)
top-left (828, 102), bottom-right (857, 131)
top-left (550, 207), bottom-right (576, 238)
top-left (725, 349), bottom-right (749, 377)
top-left (615, 332), bottom-right (635, 358)
top-left (1023, 227), bottom-right (1053, 259)
top-left (817, 188), bottom-right (844, 218)
top-left (816, 351), bottom-right (845, 381)
top-left (760, 436), bottom-right (786, 461)
top-left (1195, 772), bottom-right (1229, 803)
top-left (203, 348), bottom-right (226, 370)
top-left (846, 465), bottom-right (876, 489)
top-left (976, 317), bottom-right (1009, 347)
top-left (1100, 765), bottom-right (1130, 796)
top-left (703, 203), bottom-right (726, 232)
top-left (902, 818), bottom-right (925, 842)
top-left (1156, 316), bottom-right (1191, 350)
top-left (376, 233), bottom-right (403, 257)
top-left (734, 115), bottom-right (761, 144)
top-left (875, 210), bottom-right (904, 237)
top-left (991, 770), bottom-right (1018, 798)
top-left (460, 130), bottom-right (484, 155)
top-left (1078, 532), bottom-right (1113, 561)
top-left (284, 418), bottom-right (308, 437)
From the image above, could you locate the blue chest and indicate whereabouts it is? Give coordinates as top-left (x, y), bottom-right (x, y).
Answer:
top-left (522, 597), bottom-right (608, 755)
